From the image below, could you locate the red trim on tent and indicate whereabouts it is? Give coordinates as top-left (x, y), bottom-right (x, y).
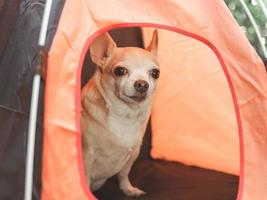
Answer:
top-left (75, 23), bottom-right (244, 200)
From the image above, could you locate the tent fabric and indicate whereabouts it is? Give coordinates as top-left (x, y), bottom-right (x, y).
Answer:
top-left (142, 28), bottom-right (239, 175)
top-left (0, 0), bottom-right (20, 57)
top-left (42, 0), bottom-right (267, 200)
top-left (0, 0), bottom-right (64, 199)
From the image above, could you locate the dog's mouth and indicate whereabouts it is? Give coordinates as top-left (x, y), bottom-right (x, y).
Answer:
top-left (127, 95), bottom-right (147, 102)
top-left (121, 92), bottom-right (147, 103)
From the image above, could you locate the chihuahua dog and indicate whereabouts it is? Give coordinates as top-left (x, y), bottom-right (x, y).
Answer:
top-left (81, 30), bottom-right (160, 197)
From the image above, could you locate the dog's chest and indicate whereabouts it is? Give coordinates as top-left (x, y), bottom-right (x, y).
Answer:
top-left (90, 141), bottom-right (133, 180)
top-left (89, 114), bottom-right (146, 180)
top-left (108, 114), bottom-right (144, 146)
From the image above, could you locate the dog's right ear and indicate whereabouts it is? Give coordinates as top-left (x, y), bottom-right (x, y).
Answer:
top-left (90, 32), bottom-right (117, 67)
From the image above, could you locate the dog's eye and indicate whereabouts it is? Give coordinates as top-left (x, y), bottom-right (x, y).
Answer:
top-left (150, 68), bottom-right (160, 79)
top-left (114, 66), bottom-right (128, 76)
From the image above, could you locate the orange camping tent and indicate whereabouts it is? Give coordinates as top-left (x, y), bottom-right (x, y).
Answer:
top-left (42, 0), bottom-right (267, 200)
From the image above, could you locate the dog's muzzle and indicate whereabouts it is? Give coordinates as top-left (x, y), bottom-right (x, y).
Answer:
top-left (124, 80), bottom-right (149, 102)
top-left (120, 80), bottom-right (149, 103)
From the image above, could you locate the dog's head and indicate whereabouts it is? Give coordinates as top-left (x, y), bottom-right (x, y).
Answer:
top-left (90, 30), bottom-right (160, 105)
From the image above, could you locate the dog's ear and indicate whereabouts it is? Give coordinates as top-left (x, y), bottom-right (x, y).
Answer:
top-left (90, 32), bottom-right (117, 67)
top-left (146, 29), bottom-right (158, 56)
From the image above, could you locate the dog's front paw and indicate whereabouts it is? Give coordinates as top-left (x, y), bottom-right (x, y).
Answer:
top-left (121, 186), bottom-right (146, 197)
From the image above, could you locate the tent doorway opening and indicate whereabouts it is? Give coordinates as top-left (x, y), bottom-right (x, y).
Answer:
top-left (79, 26), bottom-right (240, 200)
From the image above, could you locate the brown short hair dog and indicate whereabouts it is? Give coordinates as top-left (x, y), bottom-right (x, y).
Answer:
top-left (81, 30), bottom-right (159, 197)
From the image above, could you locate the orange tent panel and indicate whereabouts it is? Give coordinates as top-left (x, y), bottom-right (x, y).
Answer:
top-left (42, 0), bottom-right (267, 200)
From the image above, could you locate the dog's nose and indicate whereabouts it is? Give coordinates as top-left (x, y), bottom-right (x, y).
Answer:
top-left (134, 80), bottom-right (149, 93)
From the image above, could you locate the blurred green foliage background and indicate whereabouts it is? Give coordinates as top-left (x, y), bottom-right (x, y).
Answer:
top-left (224, 0), bottom-right (267, 58)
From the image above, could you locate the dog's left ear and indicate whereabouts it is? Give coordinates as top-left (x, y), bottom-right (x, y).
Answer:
top-left (146, 29), bottom-right (158, 56)
top-left (90, 32), bottom-right (117, 67)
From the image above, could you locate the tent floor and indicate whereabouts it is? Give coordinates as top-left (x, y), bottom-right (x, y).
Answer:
top-left (94, 159), bottom-right (239, 200)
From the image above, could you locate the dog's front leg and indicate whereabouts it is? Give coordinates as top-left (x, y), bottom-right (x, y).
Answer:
top-left (117, 147), bottom-right (145, 197)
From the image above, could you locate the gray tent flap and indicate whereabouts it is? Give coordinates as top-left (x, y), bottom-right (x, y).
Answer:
top-left (0, 0), bottom-right (64, 199)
